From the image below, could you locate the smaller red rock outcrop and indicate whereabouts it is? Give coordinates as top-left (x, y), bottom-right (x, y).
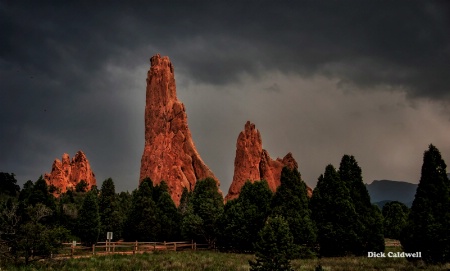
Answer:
top-left (44, 151), bottom-right (96, 194)
top-left (225, 121), bottom-right (312, 201)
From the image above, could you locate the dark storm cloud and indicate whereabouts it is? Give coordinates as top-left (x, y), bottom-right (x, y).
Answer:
top-left (1, 0), bottom-right (449, 192)
top-left (3, 1), bottom-right (449, 98)
top-left (154, 0), bottom-right (450, 100)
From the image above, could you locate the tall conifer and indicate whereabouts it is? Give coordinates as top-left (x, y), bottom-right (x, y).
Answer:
top-left (99, 178), bottom-right (123, 241)
top-left (249, 215), bottom-right (294, 271)
top-left (338, 155), bottom-right (384, 253)
top-left (401, 144), bottom-right (450, 264)
top-left (78, 190), bottom-right (100, 245)
top-left (219, 180), bottom-right (272, 251)
top-left (272, 167), bottom-right (316, 257)
top-left (124, 179), bottom-right (158, 241)
top-left (382, 201), bottom-right (409, 240)
top-left (310, 164), bottom-right (360, 256)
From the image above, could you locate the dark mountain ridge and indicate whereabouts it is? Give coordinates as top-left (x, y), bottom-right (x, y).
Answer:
top-left (366, 179), bottom-right (417, 207)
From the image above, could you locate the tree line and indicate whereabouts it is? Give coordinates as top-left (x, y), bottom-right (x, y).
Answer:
top-left (0, 144), bottom-right (449, 266)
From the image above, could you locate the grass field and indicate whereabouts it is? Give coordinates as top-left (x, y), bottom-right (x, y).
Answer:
top-left (2, 248), bottom-right (450, 271)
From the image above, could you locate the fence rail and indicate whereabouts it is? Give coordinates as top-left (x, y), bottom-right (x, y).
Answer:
top-left (58, 241), bottom-right (209, 258)
top-left (385, 240), bottom-right (401, 247)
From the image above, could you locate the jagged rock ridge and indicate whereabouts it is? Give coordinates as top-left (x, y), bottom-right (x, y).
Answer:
top-left (225, 121), bottom-right (312, 201)
top-left (44, 151), bottom-right (96, 194)
top-left (140, 54), bottom-right (220, 206)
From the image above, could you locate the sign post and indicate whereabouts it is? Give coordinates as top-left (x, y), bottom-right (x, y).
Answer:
top-left (107, 232), bottom-right (113, 252)
top-left (71, 240), bottom-right (76, 256)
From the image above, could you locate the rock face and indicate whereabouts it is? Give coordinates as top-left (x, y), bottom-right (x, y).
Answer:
top-left (225, 121), bottom-right (312, 201)
top-left (140, 54), bottom-right (220, 206)
top-left (44, 151), bottom-right (96, 194)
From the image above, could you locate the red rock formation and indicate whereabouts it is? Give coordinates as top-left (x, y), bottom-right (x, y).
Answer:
top-left (225, 121), bottom-right (312, 201)
top-left (44, 151), bottom-right (96, 194)
top-left (140, 54), bottom-right (220, 206)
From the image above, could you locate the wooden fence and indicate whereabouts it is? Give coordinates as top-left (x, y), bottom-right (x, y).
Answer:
top-left (57, 239), bottom-right (400, 258)
top-left (385, 240), bottom-right (401, 247)
top-left (58, 241), bottom-right (209, 258)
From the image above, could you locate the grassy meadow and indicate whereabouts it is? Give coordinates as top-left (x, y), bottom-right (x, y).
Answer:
top-left (2, 247), bottom-right (450, 271)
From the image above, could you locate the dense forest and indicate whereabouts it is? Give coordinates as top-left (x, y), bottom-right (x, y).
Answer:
top-left (1, 145), bottom-right (449, 267)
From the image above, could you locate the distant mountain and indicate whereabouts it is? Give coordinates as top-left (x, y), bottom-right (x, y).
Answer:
top-left (373, 200), bottom-right (396, 209)
top-left (366, 180), bottom-right (417, 207)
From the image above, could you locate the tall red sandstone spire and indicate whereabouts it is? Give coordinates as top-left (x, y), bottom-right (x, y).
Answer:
top-left (44, 151), bottom-right (96, 194)
top-left (140, 54), bottom-right (220, 205)
top-left (225, 121), bottom-right (312, 201)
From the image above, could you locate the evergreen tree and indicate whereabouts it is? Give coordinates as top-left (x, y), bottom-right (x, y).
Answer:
top-left (249, 215), bottom-right (294, 271)
top-left (338, 155), bottom-right (385, 253)
top-left (28, 176), bottom-right (56, 211)
top-left (56, 197), bottom-right (78, 234)
top-left (18, 180), bottom-right (34, 204)
top-left (99, 178), bottom-right (123, 241)
top-left (401, 144), bottom-right (450, 264)
top-left (153, 181), bottom-right (169, 202)
top-left (77, 190), bottom-right (100, 245)
top-left (382, 201), bottom-right (409, 240)
top-left (310, 164), bottom-right (360, 257)
top-left (271, 167), bottom-right (316, 257)
top-left (218, 199), bottom-right (245, 250)
top-left (366, 204), bottom-right (385, 253)
top-left (181, 178), bottom-right (223, 247)
top-left (16, 204), bottom-right (70, 264)
top-left (17, 177), bottom-right (56, 225)
top-left (219, 180), bottom-right (273, 252)
top-left (75, 180), bottom-right (89, 193)
top-left (124, 180), bottom-right (158, 241)
top-left (151, 181), bottom-right (180, 241)
top-left (0, 172), bottom-right (20, 197)
top-left (178, 187), bottom-right (191, 216)
top-left (117, 191), bottom-right (132, 230)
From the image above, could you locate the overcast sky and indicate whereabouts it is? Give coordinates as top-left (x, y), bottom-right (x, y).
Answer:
top-left (1, 1), bottom-right (450, 194)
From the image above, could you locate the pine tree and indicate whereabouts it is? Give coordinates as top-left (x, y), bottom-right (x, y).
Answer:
top-left (382, 201), bottom-right (409, 240)
top-left (99, 178), bottom-right (123, 241)
top-left (401, 144), bottom-right (450, 264)
top-left (181, 178), bottom-right (223, 247)
top-left (0, 172), bottom-right (20, 197)
top-left (249, 215), bottom-right (294, 271)
top-left (310, 164), bottom-right (360, 257)
top-left (17, 176), bottom-right (56, 225)
top-left (77, 190), bottom-right (100, 246)
top-left (28, 176), bottom-right (56, 211)
top-left (154, 181), bottom-right (180, 241)
top-left (124, 180), bottom-right (158, 241)
top-left (75, 180), bottom-right (89, 193)
top-left (272, 167), bottom-right (316, 257)
top-left (178, 187), bottom-right (191, 216)
top-left (338, 155), bottom-right (385, 254)
top-left (18, 180), bottom-right (34, 204)
top-left (219, 180), bottom-right (273, 252)
top-left (218, 198), bottom-right (245, 250)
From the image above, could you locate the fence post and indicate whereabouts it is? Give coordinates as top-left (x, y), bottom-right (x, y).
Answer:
top-left (92, 244), bottom-right (95, 255)
top-left (153, 242), bottom-right (156, 251)
top-left (194, 242), bottom-right (196, 251)
top-left (113, 243), bottom-right (115, 253)
top-left (174, 242), bottom-right (177, 251)
top-left (134, 241), bottom-right (138, 254)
